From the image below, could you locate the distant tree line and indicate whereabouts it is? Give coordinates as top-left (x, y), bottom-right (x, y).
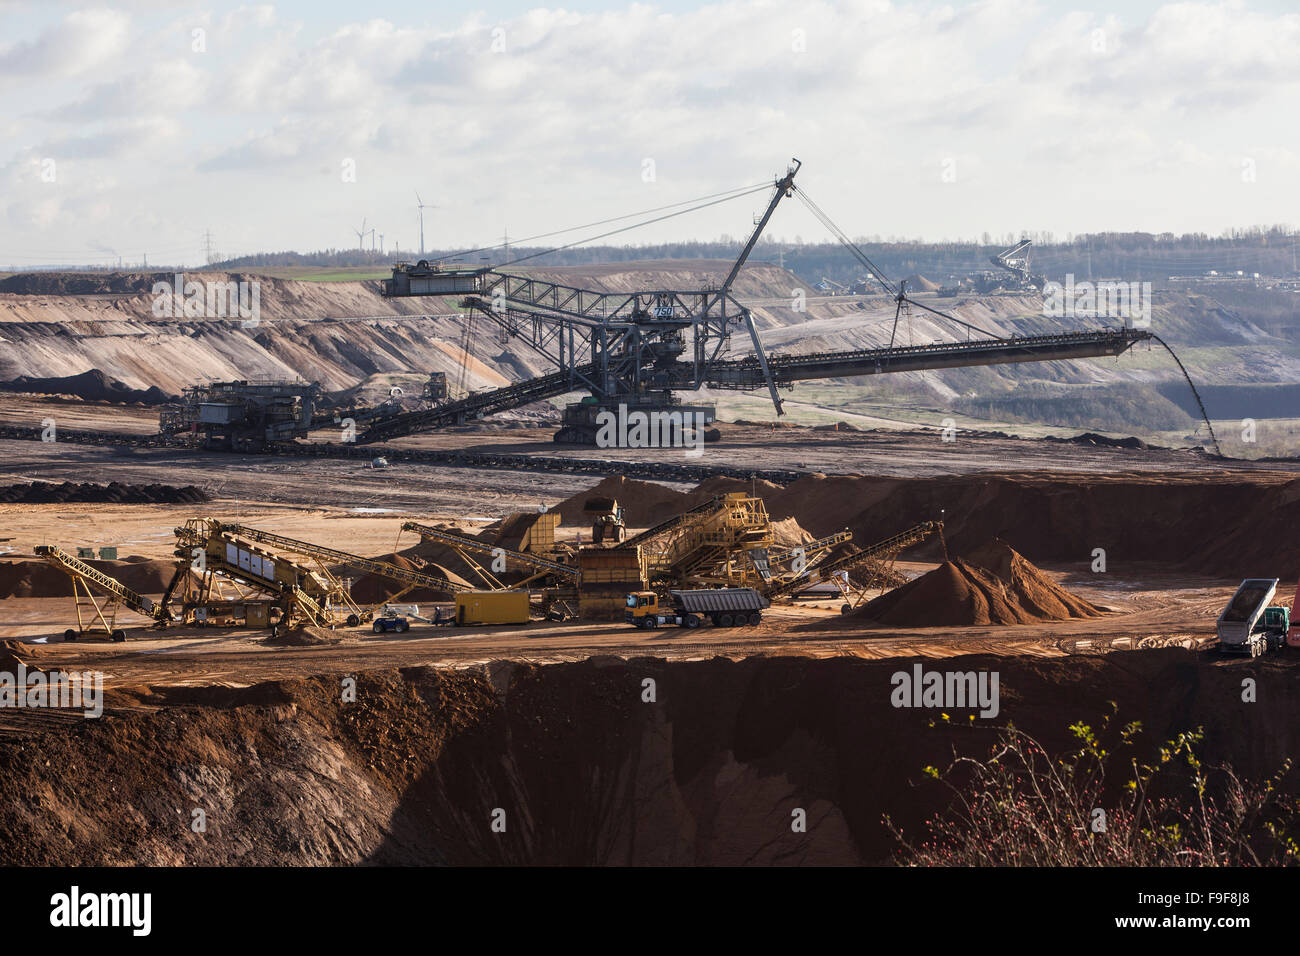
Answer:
top-left (213, 225), bottom-right (1300, 288)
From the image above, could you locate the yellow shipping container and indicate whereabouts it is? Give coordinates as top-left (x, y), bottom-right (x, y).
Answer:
top-left (454, 590), bottom-right (531, 625)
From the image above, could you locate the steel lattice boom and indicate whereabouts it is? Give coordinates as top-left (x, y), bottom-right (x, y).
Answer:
top-left (373, 160), bottom-right (1154, 446)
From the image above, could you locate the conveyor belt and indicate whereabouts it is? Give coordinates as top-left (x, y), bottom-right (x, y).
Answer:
top-left (622, 495), bottom-right (724, 549)
top-left (401, 521), bottom-right (578, 578)
top-left (34, 545), bottom-right (170, 621)
top-left (709, 328), bottom-right (1153, 387)
top-left (357, 362), bottom-right (599, 443)
top-left (765, 521), bottom-right (940, 599)
top-left (215, 523), bottom-right (469, 593)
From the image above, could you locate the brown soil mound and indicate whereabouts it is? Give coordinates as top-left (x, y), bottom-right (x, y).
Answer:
top-left (554, 476), bottom-right (693, 527)
top-left (0, 557), bottom-right (178, 599)
top-left (769, 516), bottom-right (812, 549)
top-left (1047, 432), bottom-right (1150, 450)
top-left (0, 369), bottom-right (173, 405)
top-left (558, 476), bottom-right (814, 544)
top-left (744, 472), bottom-right (1300, 579)
top-left (392, 528), bottom-right (507, 587)
top-left (904, 273), bottom-right (941, 291)
top-left (0, 639), bottom-right (43, 673)
top-left (0, 639), bottom-right (42, 659)
top-left (689, 475), bottom-right (782, 501)
top-left (345, 553), bottom-right (467, 605)
top-left (0, 481), bottom-right (210, 504)
top-left (850, 539), bottom-right (1103, 627)
top-left (261, 627), bottom-right (340, 647)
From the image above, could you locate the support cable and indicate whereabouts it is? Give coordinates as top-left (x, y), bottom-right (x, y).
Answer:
top-left (1150, 334), bottom-right (1222, 456)
top-left (431, 182), bottom-right (771, 265)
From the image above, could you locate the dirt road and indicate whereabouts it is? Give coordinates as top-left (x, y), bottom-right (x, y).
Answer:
top-left (0, 438), bottom-right (604, 517)
top-left (0, 564), bottom-right (1227, 699)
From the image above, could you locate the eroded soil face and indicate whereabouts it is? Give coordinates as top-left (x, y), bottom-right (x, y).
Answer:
top-left (0, 651), bottom-right (1294, 866)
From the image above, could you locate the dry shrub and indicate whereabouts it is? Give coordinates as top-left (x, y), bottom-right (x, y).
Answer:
top-left (887, 706), bottom-right (1300, 866)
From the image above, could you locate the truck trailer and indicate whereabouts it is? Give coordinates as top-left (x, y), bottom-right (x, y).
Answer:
top-left (1216, 578), bottom-right (1279, 657)
top-left (625, 587), bottom-right (769, 629)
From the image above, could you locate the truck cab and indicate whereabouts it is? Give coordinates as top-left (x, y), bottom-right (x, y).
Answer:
top-left (625, 591), bottom-right (660, 625)
top-left (1260, 606), bottom-right (1290, 651)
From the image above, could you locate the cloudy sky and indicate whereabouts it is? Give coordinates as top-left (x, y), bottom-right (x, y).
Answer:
top-left (1, 0), bottom-right (1297, 266)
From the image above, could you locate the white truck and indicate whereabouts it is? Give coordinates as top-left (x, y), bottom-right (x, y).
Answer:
top-left (1216, 578), bottom-right (1278, 657)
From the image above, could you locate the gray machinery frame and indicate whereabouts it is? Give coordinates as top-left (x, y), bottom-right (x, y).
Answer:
top-left (368, 160), bottom-right (1152, 444)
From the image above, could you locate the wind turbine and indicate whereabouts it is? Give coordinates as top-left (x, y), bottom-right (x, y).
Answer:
top-left (415, 192), bottom-right (437, 256)
top-left (354, 218), bottom-right (368, 252)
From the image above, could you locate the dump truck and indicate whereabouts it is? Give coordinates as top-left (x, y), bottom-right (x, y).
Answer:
top-left (584, 496), bottom-right (626, 544)
top-left (1217, 578), bottom-right (1278, 657)
top-left (625, 587), bottom-right (769, 629)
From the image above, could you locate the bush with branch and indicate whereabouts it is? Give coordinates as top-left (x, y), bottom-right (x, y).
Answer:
top-left (886, 706), bottom-right (1300, 866)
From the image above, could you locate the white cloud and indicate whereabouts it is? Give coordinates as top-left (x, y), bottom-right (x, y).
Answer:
top-left (0, 9), bottom-right (130, 79)
top-left (0, 0), bottom-right (1297, 262)
top-left (51, 59), bottom-right (207, 119)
